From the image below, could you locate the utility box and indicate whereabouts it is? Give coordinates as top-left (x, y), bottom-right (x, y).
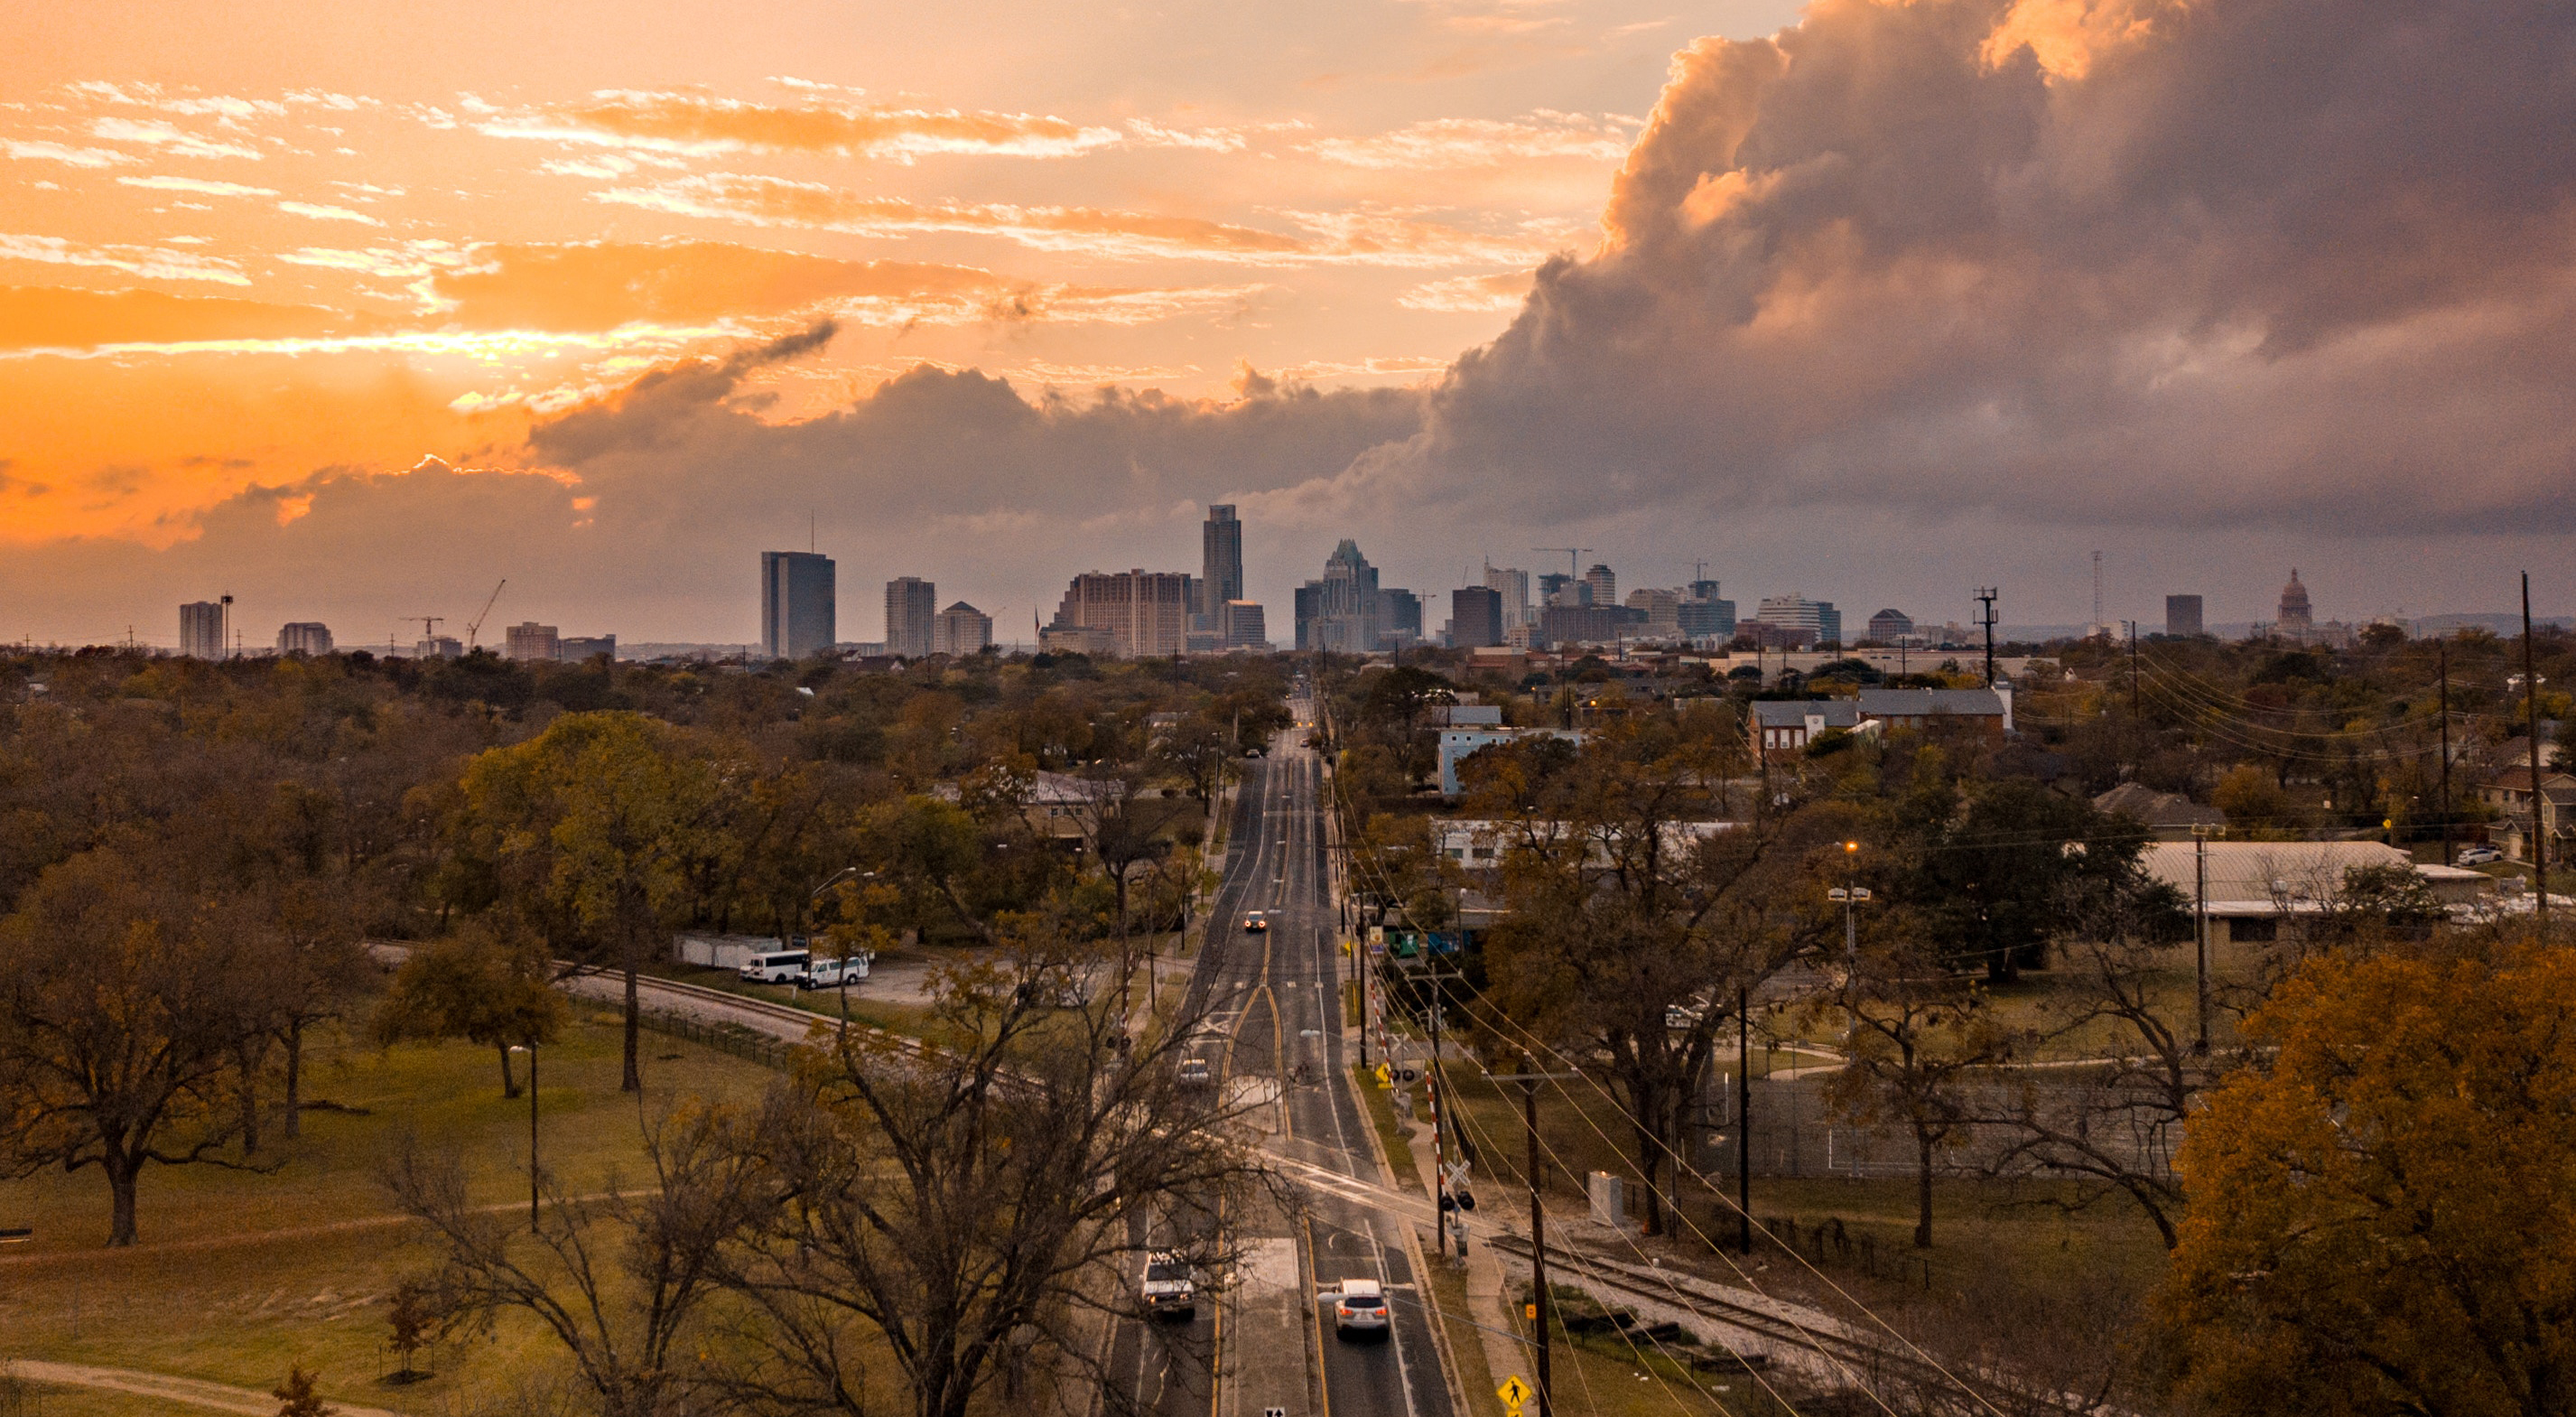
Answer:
top-left (1587, 1171), bottom-right (1631, 1232)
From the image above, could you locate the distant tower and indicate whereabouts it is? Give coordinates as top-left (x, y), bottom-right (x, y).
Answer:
top-left (761, 550), bottom-right (837, 659)
top-left (1583, 563), bottom-right (1617, 609)
top-left (885, 576), bottom-right (937, 658)
top-left (2092, 551), bottom-right (2106, 639)
top-left (2165, 594), bottom-right (2205, 638)
top-left (179, 601), bottom-right (224, 659)
top-left (1201, 505), bottom-right (1243, 626)
top-left (2278, 570), bottom-right (2314, 637)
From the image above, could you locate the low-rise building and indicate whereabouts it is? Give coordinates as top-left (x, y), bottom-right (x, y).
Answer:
top-left (1854, 686), bottom-right (2011, 737)
top-left (2093, 782), bottom-right (2227, 840)
top-left (2480, 768), bottom-right (2576, 862)
top-left (2140, 840), bottom-right (2493, 962)
top-left (1749, 700), bottom-right (1865, 758)
top-left (1437, 727), bottom-right (1583, 798)
top-left (558, 635), bottom-right (617, 661)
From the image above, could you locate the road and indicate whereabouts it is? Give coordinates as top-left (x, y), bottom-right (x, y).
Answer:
top-left (1115, 687), bottom-right (1455, 1417)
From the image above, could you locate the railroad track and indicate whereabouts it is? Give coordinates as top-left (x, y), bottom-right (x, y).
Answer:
top-left (1483, 1232), bottom-right (1968, 1396)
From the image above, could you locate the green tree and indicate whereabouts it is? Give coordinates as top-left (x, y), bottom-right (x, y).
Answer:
top-left (372, 924), bottom-right (567, 1098)
top-left (448, 713), bottom-right (717, 1092)
top-left (2152, 942), bottom-right (2576, 1416)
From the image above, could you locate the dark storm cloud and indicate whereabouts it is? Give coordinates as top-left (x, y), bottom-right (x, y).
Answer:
top-left (1375, 0), bottom-right (2576, 536)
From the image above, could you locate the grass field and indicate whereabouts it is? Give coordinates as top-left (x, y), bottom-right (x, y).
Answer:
top-left (0, 1002), bottom-right (781, 1415)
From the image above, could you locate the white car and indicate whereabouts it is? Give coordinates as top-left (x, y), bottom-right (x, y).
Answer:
top-left (1142, 1253), bottom-right (1196, 1319)
top-left (2457, 845), bottom-right (2504, 865)
top-left (798, 953), bottom-right (872, 990)
top-left (1330, 1277), bottom-right (1389, 1337)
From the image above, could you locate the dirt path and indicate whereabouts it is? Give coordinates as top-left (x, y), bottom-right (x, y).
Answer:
top-left (8, 1359), bottom-right (412, 1416)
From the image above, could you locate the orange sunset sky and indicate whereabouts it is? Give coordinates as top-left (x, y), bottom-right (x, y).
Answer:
top-left (5, 0), bottom-right (2571, 646)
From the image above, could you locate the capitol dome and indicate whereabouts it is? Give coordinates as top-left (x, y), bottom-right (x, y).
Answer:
top-left (2278, 569), bottom-right (2313, 628)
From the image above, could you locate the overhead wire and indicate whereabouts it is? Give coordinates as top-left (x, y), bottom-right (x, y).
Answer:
top-left (1346, 834), bottom-right (1942, 1417)
top-left (1341, 809), bottom-right (2014, 1417)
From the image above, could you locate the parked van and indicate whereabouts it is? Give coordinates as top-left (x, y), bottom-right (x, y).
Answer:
top-left (738, 948), bottom-right (811, 984)
top-left (798, 953), bottom-right (873, 990)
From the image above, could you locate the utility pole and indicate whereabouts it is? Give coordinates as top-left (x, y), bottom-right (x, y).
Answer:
top-left (2440, 639), bottom-right (2453, 867)
top-left (2190, 824), bottom-right (2214, 1053)
top-left (1487, 1056), bottom-right (1577, 1417)
top-left (1973, 587), bottom-right (1999, 687)
top-left (1736, 983), bottom-right (1752, 1254)
top-left (2525, 572), bottom-right (2548, 931)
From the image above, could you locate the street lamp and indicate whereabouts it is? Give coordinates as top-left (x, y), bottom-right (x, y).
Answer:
top-left (1827, 842), bottom-right (1870, 963)
top-left (507, 1042), bottom-right (540, 1230)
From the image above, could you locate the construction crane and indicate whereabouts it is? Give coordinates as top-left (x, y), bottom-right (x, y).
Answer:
top-left (464, 580), bottom-right (507, 651)
top-left (410, 615), bottom-right (443, 642)
top-left (1531, 547), bottom-right (1589, 580)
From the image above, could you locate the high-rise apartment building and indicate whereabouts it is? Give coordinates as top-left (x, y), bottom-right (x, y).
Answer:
top-left (505, 622), bottom-right (560, 662)
top-left (1451, 586), bottom-right (1503, 648)
top-left (761, 551), bottom-right (837, 660)
top-left (414, 635), bottom-right (463, 660)
top-left (1483, 564), bottom-right (1530, 633)
top-left (180, 600), bottom-right (225, 659)
top-left (1050, 570), bottom-right (1192, 658)
top-left (1201, 505), bottom-right (1243, 625)
top-left (1296, 540), bottom-right (1382, 653)
top-left (2165, 594), bottom-right (2205, 638)
top-left (933, 601), bottom-right (992, 657)
top-left (276, 622), bottom-right (333, 657)
top-left (1583, 564), bottom-right (1618, 610)
top-left (885, 576), bottom-right (937, 658)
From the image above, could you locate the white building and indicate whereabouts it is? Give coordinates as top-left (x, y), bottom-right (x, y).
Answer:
top-left (504, 621), bottom-right (559, 662)
top-left (933, 601), bottom-right (993, 657)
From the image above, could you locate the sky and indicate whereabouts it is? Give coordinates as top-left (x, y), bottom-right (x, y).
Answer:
top-left (4, 0), bottom-right (2571, 650)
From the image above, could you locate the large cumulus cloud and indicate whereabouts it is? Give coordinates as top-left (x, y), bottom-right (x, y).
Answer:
top-left (1389, 0), bottom-right (2576, 534)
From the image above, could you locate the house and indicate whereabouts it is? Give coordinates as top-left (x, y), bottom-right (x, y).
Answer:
top-left (1748, 700), bottom-right (1865, 759)
top-left (2139, 841), bottom-right (2492, 963)
top-left (1854, 686), bottom-right (2012, 737)
top-left (2093, 782), bottom-right (2227, 840)
top-left (1431, 818), bottom-right (1736, 870)
top-left (2478, 768), bottom-right (2576, 863)
top-left (1437, 727), bottom-right (1583, 798)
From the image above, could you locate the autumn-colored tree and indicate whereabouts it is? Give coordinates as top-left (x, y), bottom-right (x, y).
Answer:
top-left (0, 846), bottom-right (249, 1245)
top-left (2152, 942), bottom-right (2576, 1416)
top-left (272, 1366), bottom-right (332, 1417)
top-left (447, 713), bottom-right (718, 1091)
top-left (1475, 711), bottom-right (1821, 1236)
top-left (2211, 761), bottom-right (2294, 832)
top-left (372, 923), bottom-right (567, 1098)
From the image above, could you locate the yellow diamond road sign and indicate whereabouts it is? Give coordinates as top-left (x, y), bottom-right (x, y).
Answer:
top-left (1497, 1375), bottom-right (1532, 1412)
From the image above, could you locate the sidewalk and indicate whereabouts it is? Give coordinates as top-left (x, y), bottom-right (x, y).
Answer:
top-left (1405, 1118), bottom-right (1530, 1400)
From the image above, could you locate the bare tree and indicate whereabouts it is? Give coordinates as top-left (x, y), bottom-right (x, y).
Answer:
top-left (711, 921), bottom-right (1266, 1417)
top-left (381, 1103), bottom-right (767, 1417)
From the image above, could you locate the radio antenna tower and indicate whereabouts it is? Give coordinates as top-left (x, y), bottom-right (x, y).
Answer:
top-left (1974, 586), bottom-right (1999, 685)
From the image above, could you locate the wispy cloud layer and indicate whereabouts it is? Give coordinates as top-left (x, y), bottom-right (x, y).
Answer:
top-left (0, 233), bottom-right (252, 285)
top-left (479, 90), bottom-right (1124, 163)
top-left (596, 172), bottom-right (1563, 266)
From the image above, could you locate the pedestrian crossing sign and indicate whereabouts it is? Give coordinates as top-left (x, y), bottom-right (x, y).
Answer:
top-left (1498, 1375), bottom-right (1532, 1414)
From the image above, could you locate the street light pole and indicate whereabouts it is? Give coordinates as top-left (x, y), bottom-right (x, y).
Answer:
top-left (509, 1042), bottom-right (539, 1230)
